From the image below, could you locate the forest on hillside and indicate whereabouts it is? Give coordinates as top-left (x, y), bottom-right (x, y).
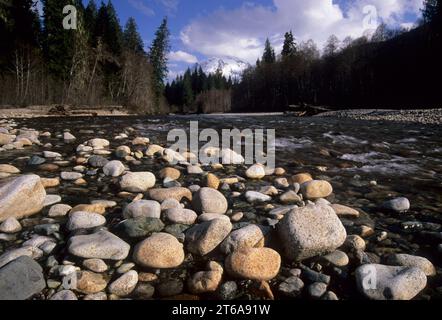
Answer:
top-left (0, 0), bottom-right (170, 114)
top-left (1, 0), bottom-right (441, 114)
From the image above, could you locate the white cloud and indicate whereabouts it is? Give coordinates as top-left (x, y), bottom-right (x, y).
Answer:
top-left (180, 0), bottom-right (424, 63)
top-left (156, 0), bottom-right (179, 13)
top-left (168, 50), bottom-right (198, 64)
top-left (128, 0), bottom-right (155, 17)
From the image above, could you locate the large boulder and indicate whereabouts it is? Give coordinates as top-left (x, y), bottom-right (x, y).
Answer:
top-left (0, 256), bottom-right (46, 300)
top-left (0, 175), bottom-right (46, 222)
top-left (277, 203), bottom-right (347, 261)
top-left (384, 254), bottom-right (436, 276)
top-left (355, 264), bottom-right (427, 300)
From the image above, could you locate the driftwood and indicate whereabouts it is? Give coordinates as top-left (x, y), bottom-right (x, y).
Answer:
top-left (286, 105), bottom-right (332, 117)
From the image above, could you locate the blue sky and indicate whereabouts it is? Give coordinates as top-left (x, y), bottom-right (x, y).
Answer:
top-left (82, 0), bottom-right (424, 79)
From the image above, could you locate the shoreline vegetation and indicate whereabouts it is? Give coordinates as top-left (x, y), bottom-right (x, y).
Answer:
top-left (1, 106), bottom-right (441, 126)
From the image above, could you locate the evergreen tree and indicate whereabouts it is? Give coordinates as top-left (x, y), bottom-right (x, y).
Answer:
top-left (281, 31), bottom-right (297, 58)
top-left (149, 17), bottom-right (171, 102)
top-left (182, 69), bottom-right (194, 107)
top-left (95, 1), bottom-right (122, 55)
top-left (84, 0), bottom-right (98, 44)
top-left (422, 0), bottom-right (440, 23)
top-left (262, 38), bottom-right (275, 63)
top-left (42, 0), bottom-right (76, 79)
top-left (123, 17), bottom-right (144, 54)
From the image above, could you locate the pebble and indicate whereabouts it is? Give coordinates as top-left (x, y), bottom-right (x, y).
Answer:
top-left (63, 132), bottom-right (76, 142)
top-left (61, 172), bottom-right (83, 180)
top-left (87, 138), bottom-right (110, 149)
top-left (245, 191), bottom-right (272, 203)
top-left (120, 217), bottom-right (165, 238)
top-left (355, 264), bottom-right (427, 300)
top-left (307, 282), bottom-right (327, 299)
top-left (103, 160), bottom-right (126, 177)
top-left (159, 167), bottom-right (181, 180)
top-left (133, 233), bottom-right (184, 268)
top-left (220, 224), bottom-right (268, 255)
top-left (331, 204), bottom-right (360, 217)
top-left (217, 281), bottom-right (238, 300)
top-left (279, 276), bottom-right (304, 297)
top-left (0, 246), bottom-right (43, 268)
top-left (164, 208), bottom-right (198, 225)
top-left (83, 259), bottom-right (108, 273)
top-left (198, 213), bottom-right (231, 223)
top-left (115, 146), bottom-right (131, 158)
top-left (68, 231), bottom-right (130, 260)
top-left (188, 266), bottom-right (223, 294)
top-left (226, 247), bottom-right (281, 281)
top-left (123, 200), bottom-right (161, 219)
top-left (108, 270), bottom-right (138, 297)
top-left (321, 250), bottom-right (349, 267)
top-left (343, 235), bottom-right (366, 252)
top-left (245, 164), bottom-right (266, 179)
top-left (120, 172), bottom-right (156, 192)
top-left (279, 190), bottom-right (302, 204)
top-left (48, 204), bottom-right (72, 217)
top-left (43, 195), bottom-right (62, 206)
top-left (83, 292), bottom-right (108, 300)
top-left (50, 290), bottom-right (78, 300)
top-left (0, 164), bottom-right (20, 174)
top-left (278, 203), bottom-right (347, 261)
top-left (192, 187), bottom-right (228, 214)
top-left (71, 203), bottom-right (106, 215)
top-left (66, 212), bottom-right (106, 231)
top-left (206, 173), bottom-right (220, 189)
top-left (300, 180), bottom-right (333, 200)
top-left (186, 218), bottom-right (232, 256)
top-left (291, 173), bottom-right (313, 184)
top-left (0, 217), bottom-right (22, 233)
top-left (75, 271), bottom-right (108, 294)
top-left (382, 197), bottom-right (411, 213)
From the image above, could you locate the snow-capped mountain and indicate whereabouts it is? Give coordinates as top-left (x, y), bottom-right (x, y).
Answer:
top-left (197, 57), bottom-right (250, 79)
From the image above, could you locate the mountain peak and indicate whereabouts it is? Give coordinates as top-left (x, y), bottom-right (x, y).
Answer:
top-left (197, 57), bottom-right (250, 79)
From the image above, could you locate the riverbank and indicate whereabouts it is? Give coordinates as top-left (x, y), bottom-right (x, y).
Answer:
top-left (316, 108), bottom-right (442, 125)
top-left (0, 105), bottom-right (132, 118)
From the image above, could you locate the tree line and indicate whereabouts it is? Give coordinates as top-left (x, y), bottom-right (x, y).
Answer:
top-left (232, 0), bottom-right (442, 112)
top-left (0, 0), bottom-right (171, 113)
top-left (165, 67), bottom-right (234, 113)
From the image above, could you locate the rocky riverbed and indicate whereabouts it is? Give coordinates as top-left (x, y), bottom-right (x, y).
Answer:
top-left (0, 115), bottom-right (441, 300)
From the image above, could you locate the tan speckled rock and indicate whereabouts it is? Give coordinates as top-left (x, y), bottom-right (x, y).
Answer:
top-left (133, 233), bottom-right (184, 269)
top-left (75, 271), bottom-right (108, 294)
top-left (300, 180), bottom-right (333, 200)
top-left (226, 247), bottom-right (281, 281)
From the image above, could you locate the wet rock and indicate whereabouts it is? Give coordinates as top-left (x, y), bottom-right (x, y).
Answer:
top-left (343, 235), bottom-right (366, 252)
top-left (300, 180), bottom-right (333, 200)
top-left (133, 233), bottom-right (184, 268)
top-left (259, 186), bottom-right (279, 196)
top-left (355, 264), bottom-right (427, 300)
top-left (0, 256), bottom-right (46, 300)
top-left (120, 172), bottom-right (156, 192)
top-left (320, 250), bottom-right (349, 267)
top-left (43, 151), bottom-right (62, 158)
top-left (278, 203), bottom-right (346, 261)
top-left (226, 247), bottom-right (281, 281)
top-left (115, 146), bottom-right (131, 158)
top-left (164, 208), bottom-right (198, 225)
top-left (88, 155), bottom-right (109, 168)
top-left (192, 187), bottom-right (228, 214)
top-left (0, 175), bottom-right (46, 222)
top-left (120, 217), bottom-right (164, 238)
top-left (67, 212), bottom-right (106, 231)
top-left (384, 254), bottom-right (436, 276)
top-left (246, 164), bottom-right (266, 179)
top-left (220, 224), bottom-right (268, 255)
top-left (108, 270), bottom-right (138, 297)
top-left (103, 160), bottom-right (125, 177)
top-left (186, 219), bottom-right (232, 255)
top-left (28, 155), bottom-right (46, 165)
top-left (278, 276), bottom-right (304, 297)
top-left (123, 200), bottom-right (161, 219)
top-left (322, 291), bottom-right (339, 300)
top-left (68, 231), bottom-right (130, 260)
top-left (149, 187), bottom-right (192, 202)
top-left (382, 197), bottom-right (410, 213)
top-left (133, 283), bottom-right (155, 299)
top-left (157, 279), bottom-right (183, 297)
top-left (75, 271), bottom-right (108, 294)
